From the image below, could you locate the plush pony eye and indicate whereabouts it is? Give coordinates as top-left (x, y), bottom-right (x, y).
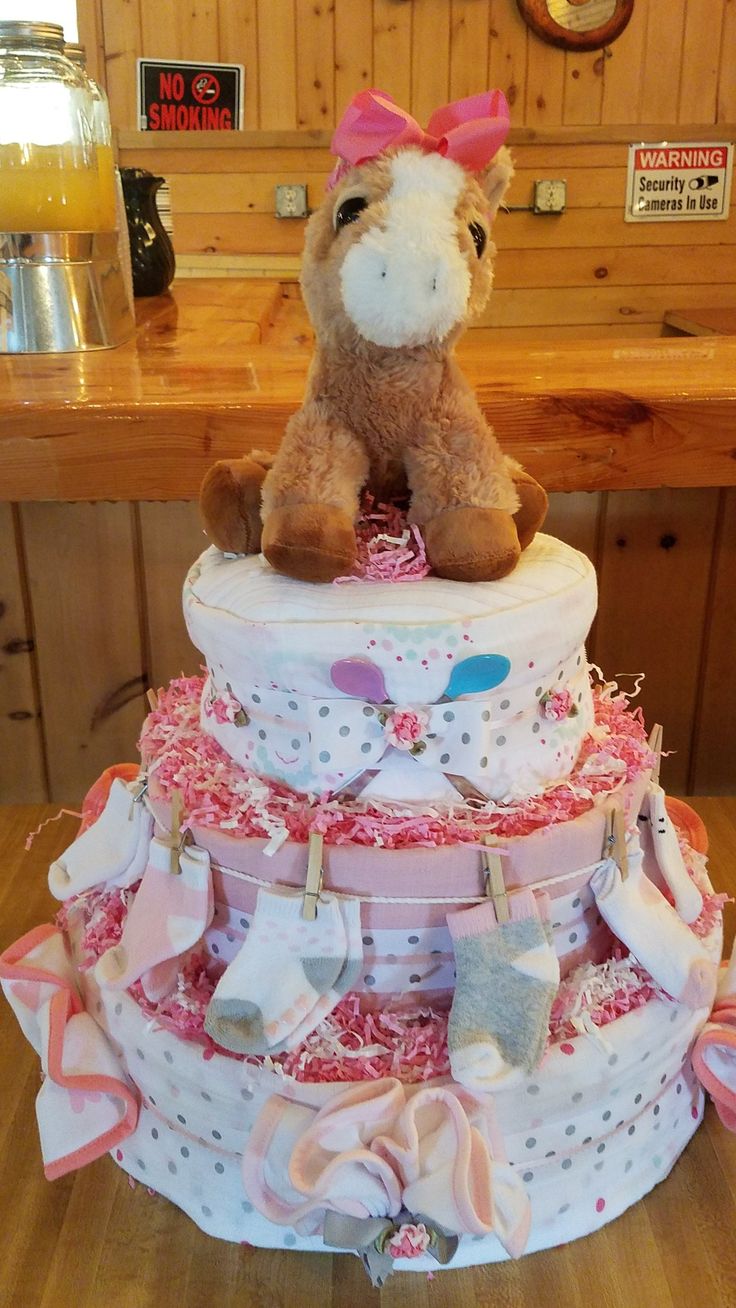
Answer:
top-left (468, 221), bottom-right (487, 258)
top-left (335, 196), bottom-right (368, 230)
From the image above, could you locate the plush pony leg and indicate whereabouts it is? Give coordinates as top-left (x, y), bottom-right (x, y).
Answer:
top-left (261, 405), bottom-right (370, 583)
top-left (504, 458), bottom-right (549, 551)
top-left (405, 392), bottom-right (521, 583)
top-left (199, 453), bottom-right (270, 555)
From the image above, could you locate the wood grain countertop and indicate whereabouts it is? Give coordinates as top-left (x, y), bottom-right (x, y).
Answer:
top-left (1, 279), bottom-right (736, 502)
top-left (1, 798), bottom-right (736, 1307)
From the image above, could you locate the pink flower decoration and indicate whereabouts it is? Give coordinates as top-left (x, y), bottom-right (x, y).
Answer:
top-left (382, 707), bottom-right (430, 754)
top-left (386, 1222), bottom-right (431, 1258)
top-left (541, 689), bottom-right (573, 721)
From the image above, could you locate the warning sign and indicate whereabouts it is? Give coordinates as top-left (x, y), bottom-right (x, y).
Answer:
top-left (625, 141), bottom-right (733, 222)
top-left (137, 59), bottom-right (243, 131)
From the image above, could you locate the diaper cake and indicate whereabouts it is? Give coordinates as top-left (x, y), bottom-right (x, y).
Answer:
top-left (3, 89), bottom-right (734, 1286)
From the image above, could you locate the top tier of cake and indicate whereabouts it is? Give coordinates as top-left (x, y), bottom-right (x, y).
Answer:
top-left (184, 533), bottom-right (597, 805)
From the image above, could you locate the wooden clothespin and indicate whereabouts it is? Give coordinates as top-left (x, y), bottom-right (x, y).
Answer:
top-left (146, 688), bottom-right (159, 713)
top-left (164, 789), bottom-right (185, 875)
top-left (482, 837), bottom-right (509, 923)
top-left (648, 722), bottom-right (663, 788)
top-left (303, 831), bottom-right (324, 921)
top-left (603, 807), bottom-right (629, 881)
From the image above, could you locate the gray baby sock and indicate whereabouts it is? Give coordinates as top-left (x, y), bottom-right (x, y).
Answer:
top-left (204, 886), bottom-right (346, 1053)
top-left (447, 888), bottom-right (560, 1091)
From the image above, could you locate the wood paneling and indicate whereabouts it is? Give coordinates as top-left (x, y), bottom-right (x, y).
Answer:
top-left (0, 506), bottom-right (47, 803)
top-left (19, 504), bottom-right (146, 803)
top-left (691, 488), bottom-right (736, 794)
top-left (100, 0), bottom-right (736, 337)
top-left (137, 501), bottom-right (206, 689)
top-left (594, 489), bottom-right (720, 793)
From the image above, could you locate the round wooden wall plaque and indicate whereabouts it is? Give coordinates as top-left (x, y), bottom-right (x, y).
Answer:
top-left (517, 0), bottom-right (634, 52)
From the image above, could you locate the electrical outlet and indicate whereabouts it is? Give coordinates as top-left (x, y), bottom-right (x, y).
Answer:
top-left (533, 179), bottom-right (567, 214)
top-left (275, 184), bottom-right (309, 219)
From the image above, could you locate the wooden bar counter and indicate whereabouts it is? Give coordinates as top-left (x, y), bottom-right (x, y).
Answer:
top-left (1, 279), bottom-right (736, 501)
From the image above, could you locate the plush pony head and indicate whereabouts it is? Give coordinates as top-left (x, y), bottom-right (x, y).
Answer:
top-left (301, 89), bottom-right (514, 352)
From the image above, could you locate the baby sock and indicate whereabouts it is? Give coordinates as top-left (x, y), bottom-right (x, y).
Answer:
top-left (590, 858), bottom-right (716, 1008)
top-left (447, 889), bottom-right (560, 1093)
top-left (48, 778), bottom-right (152, 900)
top-left (645, 783), bottom-right (703, 924)
top-left (95, 838), bottom-right (213, 990)
top-left (272, 896), bottom-right (364, 1051)
top-left (204, 886), bottom-right (347, 1054)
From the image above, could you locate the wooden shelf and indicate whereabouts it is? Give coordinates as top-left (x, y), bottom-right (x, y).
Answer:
top-left (1, 279), bottom-right (736, 501)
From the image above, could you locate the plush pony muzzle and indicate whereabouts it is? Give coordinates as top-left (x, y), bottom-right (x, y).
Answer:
top-left (338, 150), bottom-right (476, 349)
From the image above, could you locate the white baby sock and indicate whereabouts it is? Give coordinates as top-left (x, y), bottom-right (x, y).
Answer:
top-left (48, 778), bottom-right (152, 900)
top-left (590, 857), bottom-right (716, 1008)
top-left (447, 889), bottom-right (560, 1092)
top-left (272, 896), bottom-right (364, 1051)
top-left (644, 783), bottom-right (703, 924)
top-left (204, 886), bottom-right (348, 1054)
top-left (95, 838), bottom-right (213, 990)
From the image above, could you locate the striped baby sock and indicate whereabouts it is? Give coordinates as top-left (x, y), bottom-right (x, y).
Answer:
top-left (48, 777), bottom-right (152, 900)
top-left (204, 886), bottom-right (347, 1054)
top-left (271, 896), bottom-right (364, 1051)
top-left (447, 889), bottom-right (559, 1092)
top-left (95, 838), bottom-right (213, 990)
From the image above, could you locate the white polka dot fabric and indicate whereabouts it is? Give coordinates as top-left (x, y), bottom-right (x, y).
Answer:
top-left (184, 535), bottom-right (597, 802)
top-left (72, 897), bottom-right (721, 1268)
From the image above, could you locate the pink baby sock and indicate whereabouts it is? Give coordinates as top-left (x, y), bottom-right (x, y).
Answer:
top-left (590, 858), bottom-right (716, 1008)
top-left (204, 886), bottom-right (347, 1054)
top-left (271, 896), bottom-right (364, 1051)
top-left (95, 838), bottom-right (213, 990)
top-left (644, 783), bottom-right (703, 924)
top-left (447, 889), bottom-right (560, 1092)
top-left (48, 778), bottom-right (152, 900)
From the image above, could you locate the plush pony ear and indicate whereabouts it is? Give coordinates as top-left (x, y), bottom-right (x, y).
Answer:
top-left (479, 145), bottom-right (514, 222)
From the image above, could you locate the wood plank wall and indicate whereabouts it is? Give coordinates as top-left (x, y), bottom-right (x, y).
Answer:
top-left (79, 0), bottom-right (736, 338)
top-left (3, 488), bottom-right (735, 805)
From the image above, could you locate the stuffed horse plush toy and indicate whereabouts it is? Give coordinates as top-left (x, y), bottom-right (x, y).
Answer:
top-left (200, 89), bottom-right (548, 583)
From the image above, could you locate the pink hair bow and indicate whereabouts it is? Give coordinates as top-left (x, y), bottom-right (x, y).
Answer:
top-left (328, 88), bottom-right (510, 189)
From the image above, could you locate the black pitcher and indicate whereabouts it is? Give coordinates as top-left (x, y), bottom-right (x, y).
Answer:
top-left (120, 167), bottom-right (176, 297)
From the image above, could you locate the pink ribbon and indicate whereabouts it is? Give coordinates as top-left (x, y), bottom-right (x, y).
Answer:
top-left (242, 1077), bottom-right (530, 1258)
top-left (692, 995), bottom-right (736, 1131)
top-left (328, 88), bottom-right (510, 188)
top-left (0, 924), bottom-right (139, 1178)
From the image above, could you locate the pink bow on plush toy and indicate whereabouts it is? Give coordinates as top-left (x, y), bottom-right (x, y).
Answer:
top-left (328, 88), bottom-right (510, 188)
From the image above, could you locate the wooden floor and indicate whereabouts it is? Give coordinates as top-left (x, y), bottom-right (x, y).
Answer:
top-left (2, 800), bottom-right (736, 1308)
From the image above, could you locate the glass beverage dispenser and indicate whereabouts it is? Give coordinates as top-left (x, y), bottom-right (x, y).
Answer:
top-left (0, 21), bottom-right (134, 352)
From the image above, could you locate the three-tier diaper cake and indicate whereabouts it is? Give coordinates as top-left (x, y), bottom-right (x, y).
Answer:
top-left (3, 89), bottom-right (735, 1286)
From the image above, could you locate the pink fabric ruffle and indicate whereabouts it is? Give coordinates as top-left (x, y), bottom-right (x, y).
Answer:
top-left (242, 1077), bottom-right (530, 1256)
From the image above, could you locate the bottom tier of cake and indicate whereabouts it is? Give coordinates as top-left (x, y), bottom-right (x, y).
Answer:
top-left (76, 904), bottom-right (719, 1271)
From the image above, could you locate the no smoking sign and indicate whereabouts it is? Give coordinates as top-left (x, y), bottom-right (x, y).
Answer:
top-left (137, 58), bottom-right (244, 131)
top-left (626, 141), bottom-right (733, 223)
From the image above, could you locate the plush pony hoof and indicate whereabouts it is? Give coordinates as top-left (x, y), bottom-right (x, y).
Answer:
top-left (199, 457), bottom-right (268, 554)
top-left (424, 506), bottom-right (521, 582)
top-left (262, 504), bottom-right (357, 583)
top-left (511, 470), bottom-right (549, 551)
